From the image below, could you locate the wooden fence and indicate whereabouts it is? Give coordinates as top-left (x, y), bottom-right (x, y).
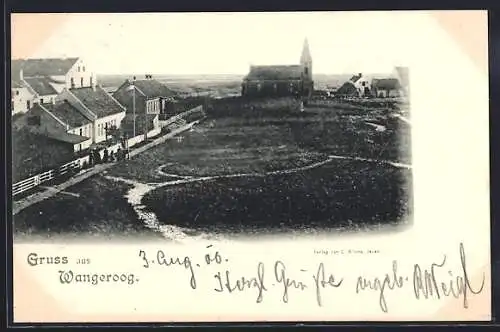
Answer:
top-left (12, 159), bottom-right (81, 196)
top-left (159, 106), bottom-right (204, 127)
top-left (12, 107), bottom-right (206, 197)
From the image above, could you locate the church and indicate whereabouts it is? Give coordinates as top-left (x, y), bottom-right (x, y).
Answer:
top-left (241, 39), bottom-right (313, 99)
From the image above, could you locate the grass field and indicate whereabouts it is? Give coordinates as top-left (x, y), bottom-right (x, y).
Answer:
top-left (13, 176), bottom-right (161, 241)
top-left (14, 98), bottom-right (412, 239)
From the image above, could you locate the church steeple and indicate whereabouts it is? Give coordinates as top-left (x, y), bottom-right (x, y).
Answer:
top-left (300, 38), bottom-right (312, 65)
top-left (300, 38), bottom-right (313, 84)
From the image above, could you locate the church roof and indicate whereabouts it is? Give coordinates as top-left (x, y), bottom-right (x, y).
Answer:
top-left (245, 65), bottom-right (303, 81)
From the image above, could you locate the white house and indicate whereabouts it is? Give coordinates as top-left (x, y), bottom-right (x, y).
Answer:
top-left (350, 73), bottom-right (372, 97)
top-left (11, 81), bottom-right (36, 115)
top-left (12, 57), bottom-right (96, 93)
top-left (371, 78), bottom-right (402, 98)
top-left (11, 57), bottom-right (97, 115)
top-left (23, 76), bottom-right (59, 105)
top-left (56, 85), bottom-right (127, 144)
top-left (13, 101), bottom-right (93, 153)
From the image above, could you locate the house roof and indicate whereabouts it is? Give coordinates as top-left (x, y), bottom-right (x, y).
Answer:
top-left (43, 100), bottom-right (92, 128)
top-left (123, 79), bottom-right (178, 98)
top-left (372, 78), bottom-right (401, 90)
top-left (245, 65), bottom-right (303, 81)
top-left (46, 131), bottom-right (89, 144)
top-left (350, 73), bottom-right (363, 83)
top-left (69, 86), bottom-right (126, 118)
top-left (11, 58), bottom-right (79, 79)
top-left (335, 81), bottom-right (358, 95)
top-left (24, 77), bottom-right (58, 96)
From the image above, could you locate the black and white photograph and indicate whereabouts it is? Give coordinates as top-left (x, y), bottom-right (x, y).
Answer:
top-left (11, 12), bottom-right (412, 242)
top-left (9, 11), bottom-right (490, 323)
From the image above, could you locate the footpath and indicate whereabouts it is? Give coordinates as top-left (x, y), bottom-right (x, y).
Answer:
top-left (12, 123), bottom-right (196, 216)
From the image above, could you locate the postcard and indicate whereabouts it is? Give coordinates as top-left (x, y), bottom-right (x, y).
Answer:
top-left (10, 10), bottom-right (490, 323)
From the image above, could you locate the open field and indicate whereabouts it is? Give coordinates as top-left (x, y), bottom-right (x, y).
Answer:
top-left (13, 175), bottom-right (161, 241)
top-left (143, 159), bottom-right (411, 234)
top-left (13, 98), bottom-right (412, 239)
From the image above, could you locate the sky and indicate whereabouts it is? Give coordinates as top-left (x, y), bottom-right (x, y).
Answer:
top-left (11, 12), bottom-right (435, 75)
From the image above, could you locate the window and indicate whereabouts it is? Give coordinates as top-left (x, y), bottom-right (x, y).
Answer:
top-left (78, 66), bottom-right (80, 72)
top-left (90, 77), bottom-right (93, 86)
top-left (83, 66), bottom-right (86, 72)
top-left (40, 98), bottom-right (43, 104)
top-left (81, 77), bottom-right (84, 87)
top-left (70, 77), bottom-right (75, 88)
top-left (304, 67), bottom-right (308, 75)
top-left (16, 90), bottom-right (19, 96)
top-left (26, 100), bottom-right (31, 110)
top-left (79, 128), bottom-right (83, 136)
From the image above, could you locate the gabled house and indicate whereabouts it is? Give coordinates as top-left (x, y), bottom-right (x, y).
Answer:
top-left (335, 81), bottom-right (358, 97)
top-left (371, 78), bottom-right (402, 98)
top-left (11, 57), bottom-right (96, 93)
top-left (336, 73), bottom-right (371, 98)
top-left (350, 73), bottom-right (371, 97)
top-left (23, 76), bottom-right (59, 105)
top-left (11, 57), bottom-right (97, 115)
top-left (11, 81), bottom-right (36, 115)
top-left (56, 85), bottom-right (127, 144)
top-left (113, 76), bottom-right (178, 120)
top-left (13, 100), bottom-right (93, 153)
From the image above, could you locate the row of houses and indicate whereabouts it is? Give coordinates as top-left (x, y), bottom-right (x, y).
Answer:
top-left (11, 57), bottom-right (182, 157)
top-left (334, 67), bottom-right (409, 98)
